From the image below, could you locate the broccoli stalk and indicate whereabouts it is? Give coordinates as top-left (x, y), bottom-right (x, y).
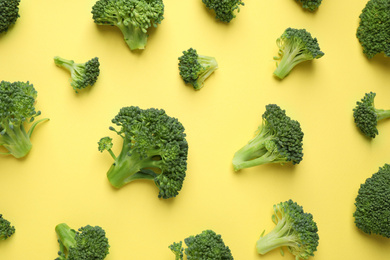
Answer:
top-left (0, 214), bottom-right (15, 240)
top-left (273, 28), bottom-right (324, 79)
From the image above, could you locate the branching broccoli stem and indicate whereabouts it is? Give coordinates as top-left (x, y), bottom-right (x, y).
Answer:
top-left (0, 214), bottom-right (15, 240)
top-left (0, 0), bottom-right (20, 33)
top-left (273, 28), bottom-right (324, 79)
top-left (54, 56), bottom-right (100, 93)
top-left (256, 200), bottom-right (319, 260)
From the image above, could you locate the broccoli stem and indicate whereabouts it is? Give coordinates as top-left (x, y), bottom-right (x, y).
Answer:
top-left (0, 123), bottom-right (32, 158)
top-left (116, 23), bottom-right (148, 50)
top-left (376, 109), bottom-right (390, 121)
top-left (54, 56), bottom-right (75, 71)
top-left (55, 223), bottom-right (76, 250)
top-left (273, 45), bottom-right (312, 79)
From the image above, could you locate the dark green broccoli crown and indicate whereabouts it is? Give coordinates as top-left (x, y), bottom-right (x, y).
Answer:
top-left (262, 104), bottom-right (304, 164)
top-left (357, 0), bottom-right (390, 59)
top-left (178, 48), bottom-right (218, 90)
top-left (202, 0), bottom-right (244, 23)
top-left (353, 92), bottom-right (379, 138)
top-left (98, 136), bottom-right (113, 152)
top-left (0, 214), bottom-right (15, 240)
top-left (83, 57), bottom-right (100, 88)
top-left (280, 28), bottom-right (324, 59)
top-left (295, 0), bottom-right (322, 11)
top-left (169, 241), bottom-right (184, 260)
top-left (182, 230), bottom-right (234, 260)
top-left (354, 164), bottom-right (390, 238)
top-left (0, 0), bottom-right (20, 33)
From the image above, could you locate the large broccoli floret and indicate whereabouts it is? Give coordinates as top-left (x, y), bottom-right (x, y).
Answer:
top-left (0, 81), bottom-right (49, 158)
top-left (295, 0), bottom-right (322, 11)
top-left (169, 229), bottom-right (234, 260)
top-left (353, 92), bottom-right (390, 139)
top-left (353, 164), bottom-right (390, 238)
top-left (0, 0), bottom-right (20, 33)
top-left (356, 0), bottom-right (390, 59)
top-left (202, 0), bottom-right (244, 23)
top-left (256, 200), bottom-right (319, 260)
top-left (54, 56), bottom-right (100, 93)
top-left (178, 48), bottom-right (218, 90)
top-left (91, 0), bottom-right (164, 50)
top-left (232, 104), bottom-right (304, 171)
top-left (273, 28), bottom-right (324, 80)
top-left (55, 223), bottom-right (110, 260)
top-left (0, 214), bottom-right (15, 240)
top-left (98, 106), bottom-right (188, 199)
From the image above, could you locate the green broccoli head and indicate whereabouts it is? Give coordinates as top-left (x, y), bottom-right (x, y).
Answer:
top-left (232, 104), bottom-right (304, 171)
top-left (256, 200), bottom-right (319, 260)
top-left (295, 0), bottom-right (322, 11)
top-left (0, 214), bottom-right (15, 240)
top-left (0, 81), bottom-right (48, 158)
top-left (202, 0), bottom-right (244, 23)
top-left (353, 92), bottom-right (390, 139)
top-left (170, 230), bottom-right (234, 260)
top-left (273, 27), bottom-right (324, 79)
top-left (178, 48), bottom-right (218, 90)
top-left (0, 0), bottom-right (20, 33)
top-left (54, 56), bottom-right (100, 93)
top-left (98, 106), bottom-right (188, 199)
top-left (91, 0), bottom-right (164, 50)
top-left (356, 0), bottom-right (390, 59)
top-left (55, 223), bottom-right (110, 260)
top-left (354, 164), bottom-right (390, 238)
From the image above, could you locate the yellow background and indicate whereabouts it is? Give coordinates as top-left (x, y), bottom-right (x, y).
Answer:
top-left (1, 0), bottom-right (390, 259)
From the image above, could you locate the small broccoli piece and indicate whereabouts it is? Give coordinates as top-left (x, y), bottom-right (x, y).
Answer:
top-left (55, 223), bottom-right (109, 260)
top-left (98, 106), bottom-right (188, 199)
top-left (354, 164), bottom-right (390, 238)
top-left (353, 92), bottom-right (390, 138)
top-left (256, 200), bottom-right (319, 260)
top-left (0, 214), bottom-right (15, 240)
top-left (170, 230), bottom-right (234, 259)
top-left (91, 0), bottom-right (164, 50)
top-left (232, 104), bottom-right (304, 171)
top-left (0, 81), bottom-right (49, 158)
top-left (0, 0), bottom-right (20, 33)
top-left (356, 0), bottom-right (390, 59)
top-left (54, 56), bottom-right (100, 93)
top-left (295, 0), bottom-right (322, 11)
top-left (202, 0), bottom-right (244, 23)
top-left (178, 48), bottom-right (218, 90)
top-left (273, 28), bottom-right (324, 79)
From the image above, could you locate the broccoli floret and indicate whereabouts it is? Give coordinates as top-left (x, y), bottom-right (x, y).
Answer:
top-left (178, 48), bottom-right (218, 90)
top-left (256, 200), bottom-right (319, 260)
top-left (98, 106), bottom-right (188, 199)
top-left (0, 0), bottom-right (20, 33)
top-left (55, 223), bottom-right (110, 260)
top-left (54, 56), bottom-right (100, 93)
top-left (0, 81), bottom-right (49, 158)
top-left (202, 0), bottom-right (244, 23)
top-left (353, 164), bottom-right (390, 238)
top-left (0, 214), bottom-right (15, 240)
top-left (91, 0), bottom-right (164, 50)
top-left (353, 92), bottom-right (390, 138)
top-left (295, 0), bottom-right (322, 11)
top-left (169, 230), bottom-right (234, 259)
top-left (273, 28), bottom-right (324, 79)
top-left (356, 0), bottom-right (390, 59)
top-left (232, 104), bottom-right (304, 171)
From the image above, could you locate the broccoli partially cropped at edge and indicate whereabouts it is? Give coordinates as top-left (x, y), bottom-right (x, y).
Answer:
top-left (295, 0), bottom-right (322, 12)
top-left (232, 104), bottom-right (304, 171)
top-left (0, 81), bottom-right (49, 158)
top-left (55, 223), bottom-right (109, 260)
top-left (178, 48), bottom-right (218, 90)
top-left (54, 56), bottom-right (100, 93)
top-left (273, 28), bottom-right (324, 80)
top-left (0, 0), bottom-right (20, 33)
top-left (353, 164), bottom-right (390, 238)
top-left (91, 0), bottom-right (164, 50)
top-left (356, 0), bottom-right (390, 59)
top-left (169, 229), bottom-right (234, 259)
top-left (0, 214), bottom-right (15, 240)
top-left (98, 106), bottom-right (188, 199)
top-left (353, 92), bottom-right (390, 139)
top-left (202, 0), bottom-right (244, 23)
top-left (256, 200), bottom-right (319, 260)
